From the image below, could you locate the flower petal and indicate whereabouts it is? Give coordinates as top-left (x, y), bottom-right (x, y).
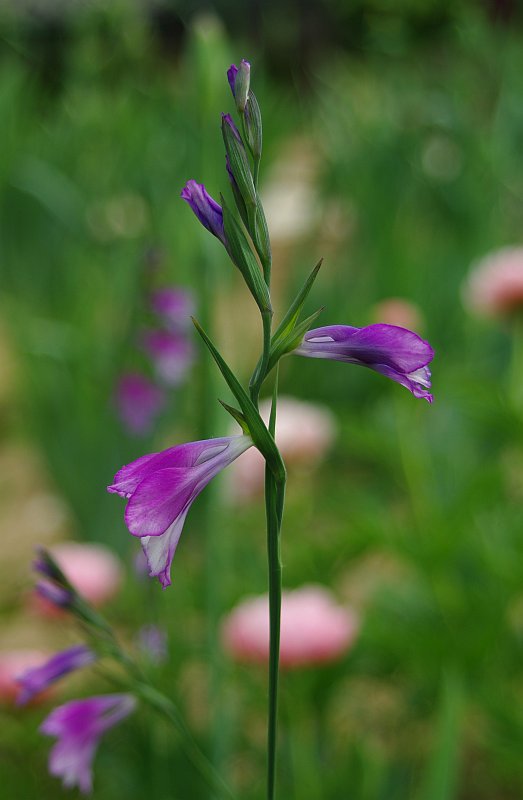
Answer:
top-left (124, 467), bottom-right (195, 537)
top-left (141, 510), bottom-right (188, 589)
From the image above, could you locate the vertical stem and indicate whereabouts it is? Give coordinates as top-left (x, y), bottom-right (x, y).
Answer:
top-left (265, 366), bottom-right (285, 800)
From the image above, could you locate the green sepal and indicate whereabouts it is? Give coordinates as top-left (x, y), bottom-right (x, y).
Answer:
top-left (268, 307), bottom-right (324, 371)
top-left (192, 318), bottom-right (285, 482)
top-left (221, 196), bottom-right (272, 313)
top-left (244, 91), bottom-right (262, 159)
top-left (234, 61), bottom-right (250, 113)
top-left (250, 198), bottom-right (272, 268)
top-left (222, 115), bottom-right (256, 208)
top-left (219, 399), bottom-right (250, 435)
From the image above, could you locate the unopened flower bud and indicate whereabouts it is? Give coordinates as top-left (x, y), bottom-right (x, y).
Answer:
top-left (227, 60), bottom-right (251, 113)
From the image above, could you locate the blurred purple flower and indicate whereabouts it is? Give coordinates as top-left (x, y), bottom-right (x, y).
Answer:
top-left (114, 373), bottom-right (165, 436)
top-left (36, 580), bottom-right (73, 609)
top-left (108, 436), bottom-right (252, 588)
top-left (17, 645), bottom-right (96, 706)
top-left (181, 180), bottom-right (226, 245)
top-left (294, 324), bottom-right (434, 402)
top-left (141, 330), bottom-right (194, 387)
top-left (41, 693), bottom-right (136, 794)
top-left (136, 625), bottom-right (168, 664)
top-left (150, 287), bottom-right (195, 332)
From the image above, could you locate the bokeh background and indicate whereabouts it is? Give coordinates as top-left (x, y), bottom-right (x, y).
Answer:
top-left (2, 1), bottom-right (523, 798)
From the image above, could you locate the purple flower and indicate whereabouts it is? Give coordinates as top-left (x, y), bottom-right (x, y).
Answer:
top-left (294, 324), bottom-right (434, 402)
top-left (141, 330), bottom-right (194, 387)
top-left (180, 180), bottom-right (226, 245)
top-left (114, 373), bottom-right (165, 436)
top-left (150, 287), bottom-right (195, 332)
top-left (17, 645), bottom-right (96, 706)
top-left (108, 436), bottom-right (252, 588)
top-left (41, 693), bottom-right (136, 794)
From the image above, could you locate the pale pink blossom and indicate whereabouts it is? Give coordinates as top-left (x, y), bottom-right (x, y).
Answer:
top-left (372, 298), bottom-right (424, 332)
top-left (221, 585), bottom-right (359, 669)
top-left (463, 246), bottom-right (523, 318)
top-left (32, 543), bottom-right (122, 615)
top-left (228, 396), bottom-right (337, 502)
top-left (0, 649), bottom-right (50, 704)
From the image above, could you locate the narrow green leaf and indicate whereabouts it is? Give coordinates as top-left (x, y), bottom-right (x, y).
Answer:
top-left (271, 258), bottom-right (323, 348)
top-left (218, 400), bottom-right (250, 435)
top-left (192, 318), bottom-right (284, 482)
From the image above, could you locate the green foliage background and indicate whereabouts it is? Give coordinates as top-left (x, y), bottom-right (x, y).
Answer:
top-left (2, 2), bottom-right (523, 799)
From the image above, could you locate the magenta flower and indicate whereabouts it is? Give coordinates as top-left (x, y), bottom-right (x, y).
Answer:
top-left (41, 693), bottom-right (136, 794)
top-left (150, 287), bottom-right (195, 331)
top-left (141, 330), bottom-right (194, 387)
top-left (180, 180), bottom-right (226, 245)
top-left (17, 645), bottom-right (96, 706)
top-left (114, 373), bottom-right (165, 436)
top-left (294, 323), bottom-right (434, 402)
top-left (108, 436), bottom-right (252, 588)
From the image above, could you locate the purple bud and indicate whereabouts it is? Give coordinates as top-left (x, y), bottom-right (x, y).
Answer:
top-left (36, 580), bottom-right (73, 609)
top-left (227, 64), bottom-right (238, 95)
top-left (180, 180), bottom-right (226, 245)
top-left (222, 113), bottom-right (242, 143)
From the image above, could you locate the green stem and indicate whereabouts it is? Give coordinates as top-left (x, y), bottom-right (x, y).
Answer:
top-left (250, 309), bottom-right (273, 406)
top-left (135, 683), bottom-right (236, 800)
top-left (265, 367), bottom-right (286, 800)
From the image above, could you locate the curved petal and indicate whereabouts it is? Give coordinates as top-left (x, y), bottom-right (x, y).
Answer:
top-left (141, 509), bottom-right (188, 589)
top-left (124, 467), bottom-right (195, 537)
top-left (373, 363), bottom-right (433, 402)
top-left (108, 438), bottom-right (231, 498)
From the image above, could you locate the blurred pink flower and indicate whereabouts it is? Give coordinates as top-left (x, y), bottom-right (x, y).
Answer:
top-left (228, 396), bottom-right (337, 502)
top-left (372, 298), bottom-right (424, 332)
top-left (463, 246), bottom-right (523, 318)
top-left (221, 585), bottom-right (359, 669)
top-left (0, 649), bottom-right (50, 704)
top-left (32, 543), bottom-right (123, 616)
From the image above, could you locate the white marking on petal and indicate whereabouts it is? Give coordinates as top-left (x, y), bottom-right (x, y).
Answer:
top-left (306, 336), bottom-right (336, 343)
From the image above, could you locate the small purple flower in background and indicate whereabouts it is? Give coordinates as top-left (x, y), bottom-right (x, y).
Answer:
top-left (41, 693), bottom-right (136, 794)
top-left (150, 287), bottom-right (195, 332)
top-left (294, 323), bottom-right (434, 402)
top-left (136, 625), bottom-right (168, 665)
top-left (141, 330), bottom-right (195, 387)
top-left (17, 645), bottom-right (96, 706)
top-left (181, 180), bottom-right (226, 245)
top-left (108, 436), bottom-right (252, 588)
top-left (114, 372), bottom-right (166, 436)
